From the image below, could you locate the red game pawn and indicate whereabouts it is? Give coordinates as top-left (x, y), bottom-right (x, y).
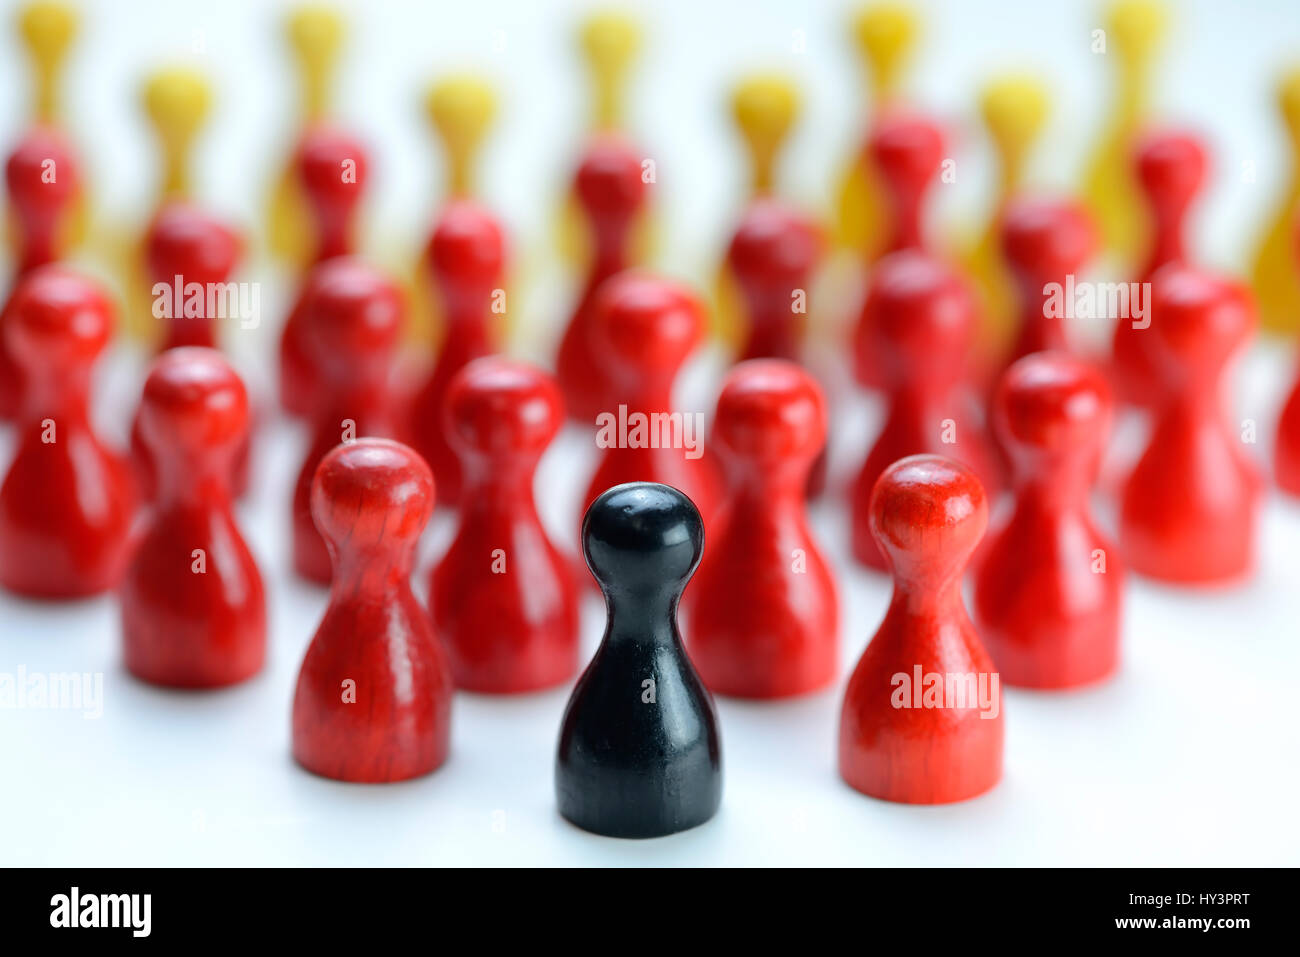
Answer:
top-left (1273, 219), bottom-right (1300, 495)
top-left (687, 360), bottom-right (838, 698)
top-left (726, 200), bottom-right (824, 362)
top-left (849, 251), bottom-right (999, 570)
top-left (839, 454), bottom-right (1002, 804)
top-left (0, 267), bottom-right (134, 598)
top-left (555, 136), bottom-right (648, 424)
top-left (121, 349), bottom-right (265, 688)
top-left (430, 358), bottom-right (579, 692)
top-left (129, 203), bottom-right (248, 501)
top-left (869, 111), bottom-right (944, 260)
top-left (292, 438), bottom-right (452, 782)
top-left (1120, 266), bottom-right (1261, 584)
top-left (278, 127), bottom-right (369, 417)
top-left (1112, 131), bottom-right (1208, 407)
top-left (292, 258), bottom-right (404, 584)
top-left (582, 272), bottom-right (719, 523)
top-left (0, 128), bottom-right (79, 419)
top-left (405, 200), bottom-right (506, 509)
top-left (974, 352), bottom-right (1124, 689)
top-left (144, 202), bottom-right (243, 352)
top-left (1001, 197), bottom-right (1099, 367)
top-left (852, 113), bottom-right (944, 391)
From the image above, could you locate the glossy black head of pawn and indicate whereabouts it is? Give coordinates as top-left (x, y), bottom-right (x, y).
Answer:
top-left (582, 482), bottom-right (704, 604)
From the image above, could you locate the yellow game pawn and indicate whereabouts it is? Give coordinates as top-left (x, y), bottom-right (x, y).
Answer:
top-left (557, 10), bottom-right (651, 269)
top-left (1251, 67), bottom-right (1300, 336)
top-left (426, 74), bottom-right (498, 199)
top-left (142, 67), bottom-right (212, 202)
top-left (265, 5), bottom-right (345, 267)
top-left (14, 1), bottom-right (85, 249)
top-left (1080, 0), bottom-right (1167, 263)
top-left (963, 74), bottom-right (1050, 354)
top-left (834, 2), bottom-right (919, 256)
top-left (715, 73), bottom-right (802, 348)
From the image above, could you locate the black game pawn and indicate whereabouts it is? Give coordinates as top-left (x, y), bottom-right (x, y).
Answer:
top-left (556, 482), bottom-right (723, 838)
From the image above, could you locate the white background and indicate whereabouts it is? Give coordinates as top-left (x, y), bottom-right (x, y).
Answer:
top-left (1, 0), bottom-right (1299, 866)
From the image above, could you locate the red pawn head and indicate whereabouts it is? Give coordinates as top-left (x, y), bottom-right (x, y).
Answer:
top-left (302, 256), bottom-right (404, 384)
top-left (726, 200), bottom-right (824, 362)
top-left (146, 203), bottom-right (243, 352)
top-left (582, 272), bottom-right (719, 521)
top-left (1001, 197), bottom-right (1098, 362)
top-left (574, 135), bottom-right (647, 242)
top-left (123, 348), bottom-right (264, 688)
top-left (688, 359), bottom-right (837, 698)
top-left (0, 267), bottom-right (134, 598)
top-left (428, 200), bottom-right (506, 307)
top-left (297, 126), bottom-right (369, 262)
top-left (865, 250), bottom-right (976, 389)
top-left (975, 352), bottom-right (1122, 689)
top-left (868, 111), bottom-right (944, 257)
top-left (293, 438), bottom-right (451, 783)
top-left (433, 358), bottom-right (578, 693)
top-left (840, 454), bottom-right (1002, 804)
top-left (1120, 266), bottom-right (1260, 585)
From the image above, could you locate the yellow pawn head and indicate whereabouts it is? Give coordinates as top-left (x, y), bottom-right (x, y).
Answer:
top-left (731, 73), bottom-right (800, 197)
top-left (1251, 67), bottom-right (1300, 335)
top-left (287, 5), bottom-right (344, 122)
top-left (426, 75), bottom-right (498, 198)
top-left (851, 2), bottom-right (919, 104)
top-left (18, 1), bottom-right (78, 123)
top-left (142, 67), bottom-right (213, 201)
top-left (580, 10), bottom-right (642, 130)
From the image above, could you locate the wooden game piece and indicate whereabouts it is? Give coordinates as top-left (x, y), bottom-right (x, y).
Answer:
top-left (582, 272), bottom-right (720, 523)
top-left (1080, 0), bottom-right (1167, 261)
top-left (425, 74), bottom-right (497, 200)
top-left (141, 67), bottom-right (212, 204)
top-left (1112, 129), bottom-right (1207, 406)
top-left (1250, 67), bottom-right (1300, 335)
top-left (834, 2), bottom-right (919, 256)
top-left (973, 352), bottom-right (1124, 689)
top-left (292, 438), bottom-right (452, 783)
top-left (686, 360), bottom-right (837, 698)
top-left (1001, 197), bottom-right (1099, 367)
top-left (17, 1), bottom-right (77, 125)
top-left (963, 74), bottom-right (1050, 353)
top-left (555, 136), bottom-right (648, 423)
top-left (128, 203), bottom-right (247, 501)
top-left (0, 127), bottom-right (78, 419)
top-left (430, 358), bottom-right (579, 692)
top-left (144, 202), bottom-right (244, 352)
top-left (726, 199), bottom-right (824, 363)
top-left (265, 4), bottom-right (345, 267)
top-left (1119, 266), bottom-right (1261, 584)
top-left (1273, 220), bottom-right (1300, 494)
top-left (405, 200), bottom-right (505, 509)
top-left (556, 481), bottom-right (722, 837)
top-left (0, 266), bottom-right (134, 598)
top-left (121, 348), bottom-right (264, 688)
top-left (15, 2), bottom-right (86, 247)
top-left (870, 110), bottom-right (944, 259)
top-left (850, 250), bottom-right (999, 570)
top-left (579, 10), bottom-right (641, 132)
top-left (712, 72), bottom-right (801, 350)
top-left (292, 258), bottom-right (404, 584)
top-left (839, 454), bottom-right (1002, 804)
top-left (278, 126), bottom-right (369, 417)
